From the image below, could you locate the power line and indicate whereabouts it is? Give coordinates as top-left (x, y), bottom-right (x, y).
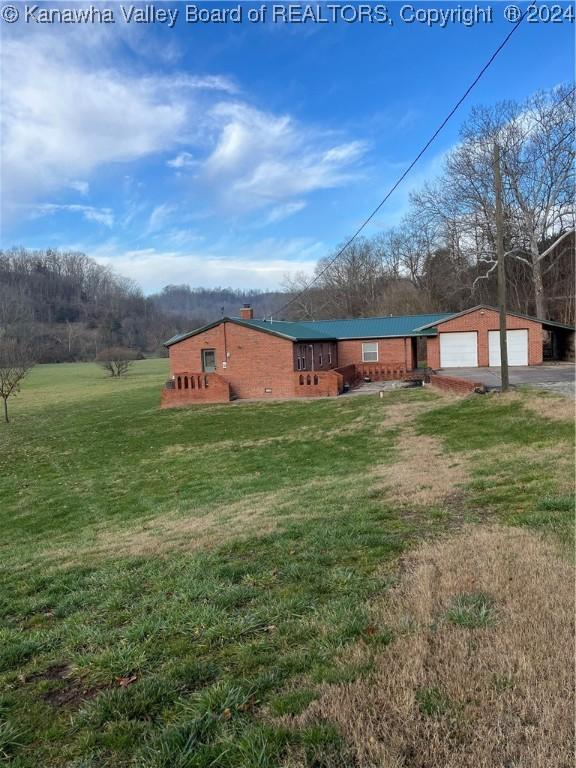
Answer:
top-left (272, 0), bottom-right (537, 319)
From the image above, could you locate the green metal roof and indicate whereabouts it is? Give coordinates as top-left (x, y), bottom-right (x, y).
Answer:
top-left (164, 316), bottom-right (336, 346)
top-left (300, 313), bottom-right (453, 339)
top-left (239, 319), bottom-right (337, 341)
top-left (164, 312), bottom-right (456, 347)
top-left (164, 306), bottom-right (573, 347)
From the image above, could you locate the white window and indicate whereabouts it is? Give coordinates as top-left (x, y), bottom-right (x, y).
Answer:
top-left (362, 342), bottom-right (378, 363)
top-left (328, 351), bottom-right (332, 365)
top-left (296, 357), bottom-right (301, 370)
top-left (318, 353), bottom-right (323, 367)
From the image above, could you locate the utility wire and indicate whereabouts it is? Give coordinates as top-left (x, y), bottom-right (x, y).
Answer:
top-left (272, 0), bottom-right (538, 320)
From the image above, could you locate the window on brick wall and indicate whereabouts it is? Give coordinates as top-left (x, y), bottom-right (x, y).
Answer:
top-left (362, 342), bottom-right (378, 362)
top-left (328, 350), bottom-right (332, 365)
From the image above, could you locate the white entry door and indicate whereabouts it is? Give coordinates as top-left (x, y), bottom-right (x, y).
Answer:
top-left (439, 332), bottom-right (478, 367)
top-left (488, 329), bottom-right (528, 366)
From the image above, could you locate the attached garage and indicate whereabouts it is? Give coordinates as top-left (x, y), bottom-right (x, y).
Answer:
top-left (439, 332), bottom-right (478, 367)
top-left (488, 329), bottom-right (528, 366)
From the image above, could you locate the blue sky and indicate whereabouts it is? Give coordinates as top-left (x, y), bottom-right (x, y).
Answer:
top-left (1, 1), bottom-right (573, 292)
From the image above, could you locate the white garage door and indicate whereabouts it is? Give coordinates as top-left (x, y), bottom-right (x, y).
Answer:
top-left (439, 332), bottom-right (478, 367)
top-left (488, 329), bottom-right (528, 366)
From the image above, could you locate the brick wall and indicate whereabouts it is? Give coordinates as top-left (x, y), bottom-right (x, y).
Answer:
top-left (334, 364), bottom-right (359, 388)
top-left (161, 373), bottom-right (231, 407)
top-left (337, 337), bottom-right (415, 369)
top-left (168, 322), bottom-right (297, 399)
top-left (294, 370), bottom-right (342, 397)
top-left (428, 374), bottom-right (485, 394)
top-left (426, 308), bottom-right (543, 368)
top-left (356, 363), bottom-right (407, 381)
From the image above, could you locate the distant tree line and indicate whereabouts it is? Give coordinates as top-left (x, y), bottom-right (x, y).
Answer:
top-left (0, 249), bottom-right (288, 363)
top-left (151, 284), bottom-right (286, 326)
top-left (284, 85), bottom-right (575, 325)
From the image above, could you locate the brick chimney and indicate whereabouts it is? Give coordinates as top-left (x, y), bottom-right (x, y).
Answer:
top-left (240, 303), bottom-right (253, 320)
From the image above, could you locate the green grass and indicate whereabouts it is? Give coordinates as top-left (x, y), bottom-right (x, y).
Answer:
top-left (415, 686), bottom-right (452, 717)
top-left (0, 362), bottom-right (573, 767)
top-left (444, 592), bottom-right (496, 629)
top-left (416, 393), bottom-right (575, 547)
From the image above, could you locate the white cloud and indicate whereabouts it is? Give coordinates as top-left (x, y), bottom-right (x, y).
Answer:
top-left (0, 35), bottom-right (235, 218)
top-left (145, 204), bottom-right (175, 235)
top-left (264, 201), bottom-right (307, 224)
top-left (30, 204), bottom-right (115, 228)
top-left (1, 24), bottom-right (368, 255)
top-left (200, 102), bottom-right (367, 211)
top-left (167, 152), bottom-right (197, 169)
top-left (87, 238), bottom-right (323, 292)
top-left (68, 181), bottom-right (90, 196)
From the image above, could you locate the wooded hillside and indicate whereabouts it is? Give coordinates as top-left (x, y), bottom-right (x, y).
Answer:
top-left (0, 249), bottom-right (288, 362)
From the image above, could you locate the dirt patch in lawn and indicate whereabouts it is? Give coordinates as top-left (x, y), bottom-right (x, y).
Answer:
top-left (284, 525), bottom-right (574, 768)
top-left (24, 664), bottom-right (102, 708)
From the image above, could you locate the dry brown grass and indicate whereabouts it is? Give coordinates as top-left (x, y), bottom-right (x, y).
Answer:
top-left (375, 397), bottom-right (469, 506)
top-left (489, 390), bottom-right (575, 423)
top-left (40, 487), bottom-right (298, 564)
top-left (374, 432), bottom-right (469, 506)
top-left (517, 392), bottom-right (575, 422)
top-left (284, 526), bottom-right (575, 768)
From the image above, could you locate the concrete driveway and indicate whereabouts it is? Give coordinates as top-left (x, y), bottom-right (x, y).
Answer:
top-left (439, 365), bottom-right (575, 397)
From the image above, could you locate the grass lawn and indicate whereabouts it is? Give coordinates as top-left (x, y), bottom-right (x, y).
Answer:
top-left (0, 360), bottom-right (573, 767)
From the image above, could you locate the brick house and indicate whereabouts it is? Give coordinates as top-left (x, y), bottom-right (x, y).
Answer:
top-left (161, 304), bottom-right (574, 407)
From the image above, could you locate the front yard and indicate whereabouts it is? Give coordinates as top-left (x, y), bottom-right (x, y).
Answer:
top-left (0, 361), bottom-right (573, 767)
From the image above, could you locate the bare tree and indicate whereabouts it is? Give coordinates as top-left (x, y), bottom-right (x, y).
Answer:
top-left (414, 85), bottom-right (575, 319)
top-left (314, 238), bottom-right (385, 318)
top-left (0, 338), bottom-right (35, 423)
top-left (96, 347), bottom-right (137, 377)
